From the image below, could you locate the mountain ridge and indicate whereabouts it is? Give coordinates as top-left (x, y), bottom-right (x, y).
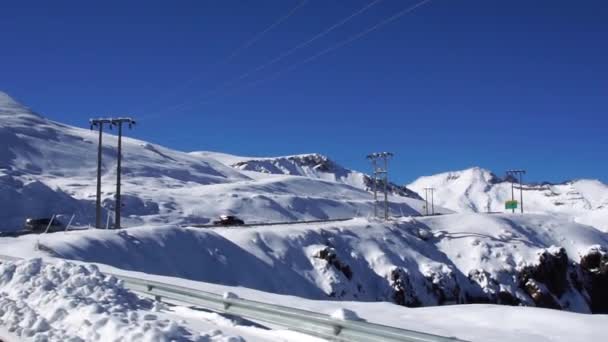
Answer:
top-left (408, 166), bottom-right (608, 231)
top-left (0, 91), bottom-right (431, 230)
top-left (195, 151), bottom-right (423, 200)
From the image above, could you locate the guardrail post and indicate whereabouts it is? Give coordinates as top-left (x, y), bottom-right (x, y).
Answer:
top-left (44, 214), bottom-right (56, 234)
top-left (332, 324), bottom-right (343, 336)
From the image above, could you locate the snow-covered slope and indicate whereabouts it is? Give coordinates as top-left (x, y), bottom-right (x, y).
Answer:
top-left (2, 258), bottom-right (605, 342)
top-left (0, 257), bottom-right (318, 342)
top-left (0, 91), bottom-right (431, 231)
top-left (0, 258), bottom-right (199, 341)
top-left (408, 167), bottom-right (608, 231)
top-left (4, 213), bottom-right (607, 313)
top-left (194, 151), bottom-right (422, 199)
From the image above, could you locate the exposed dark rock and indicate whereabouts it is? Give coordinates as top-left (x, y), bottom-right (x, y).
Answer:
top-left (519, 247), bottom-right (569, 298)
top-left (523, 278), bottom-right (561, 310)
top-left (315, 247), bottom-right (353, 280)
top-left (322, 244), bottom-right (607, 313)
top-left (497, 291), bottom-right (521, 306)
top-left (424, 266), bottom-right (462, 305)
top-left (579, 246), bottom-right (608, 313)
top-left (362, 176), bottom-right (422, 200)
top-left (467, 269), bottom-right (503, 303)
top-left (390, 268), bottom-right (421, 307)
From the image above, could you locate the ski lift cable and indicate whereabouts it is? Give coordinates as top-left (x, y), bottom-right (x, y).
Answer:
top-left (136, 0), bottom-right (309, 115)
top-left (164, 0), bottom-right (433, 110)
top-left (142, 0), bottom-right (384, 118)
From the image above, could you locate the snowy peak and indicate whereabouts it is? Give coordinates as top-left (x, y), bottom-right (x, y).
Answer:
top-left (413, 167), bottom-right (500, 187)
top-left (231, 153), bottom-right (346, 177)
top-left (203, 151), bottom-right (422, 200)
top-left (0, 91), bottom-right (37, 116)
top-left (408, 167), bottom-right (608, 231)
top-left (0, 91), bottom-right (20, 108)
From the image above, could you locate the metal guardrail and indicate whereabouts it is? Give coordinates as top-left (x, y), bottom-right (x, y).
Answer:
top-left (0, 255), bottom-right (466, 342)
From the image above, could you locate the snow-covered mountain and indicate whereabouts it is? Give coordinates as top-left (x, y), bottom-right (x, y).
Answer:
top-left (0, 91), bottom-right (431, 231)
top-left (408, 167), bottom-right (608, 231)
top-left (1, 90), bottom-right (608, 323)
top-left (192, 151), bottom-right (422, 199)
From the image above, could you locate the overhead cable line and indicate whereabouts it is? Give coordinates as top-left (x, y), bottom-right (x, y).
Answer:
top-left (136, 0), bottom-right (308, 115)
top-left (223, 0), bottom-right (310, 64)
top-left (168, 0), bottom-right (433, 109)
top-left (144, 0), bottom-right (384, 117)
top-left (247, 0), bottom-right (433, 88)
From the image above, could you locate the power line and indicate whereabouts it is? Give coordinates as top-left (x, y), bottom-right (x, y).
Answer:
top-left (144, 0), bottom-right (385, 118)
top-left (248, 0), bottom-right (433, 89)
top-left (136, 0), bottom-right (309, 115)
top-left (223, 0), bottom-right (310, 64)
top-left (156, 0), bottom-right (433, 112)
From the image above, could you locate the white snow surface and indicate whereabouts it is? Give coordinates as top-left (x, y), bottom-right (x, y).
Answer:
top-left (0, 258), bottom-right (206, 341)
top-left (0, 91), bottom-right (433, 231)
top-left (1, 256), bottom-right (605, 342)
top-left (1, 214), bottom-right (606, 311)
top-left (409, 167), bottom-right (608, 232)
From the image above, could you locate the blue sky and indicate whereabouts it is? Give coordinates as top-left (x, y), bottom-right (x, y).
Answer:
top-left (1, 0), bottom-right (606, 184)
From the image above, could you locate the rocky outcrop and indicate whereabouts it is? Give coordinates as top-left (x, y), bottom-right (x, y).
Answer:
top-left (315, 247), bottom-right (353, 281)
top-left (389, 268), bottom-right (422, 307)
top-left (309, 243), bottom-right (608, 313)
top-left (422, 265), bottom-right (463, 305)
top-left (362, 176), bottom-right (422, 200)
top-left (579, 245), bottom-right (608, 313)
top-left (518, 247), bottom-right (569, 309)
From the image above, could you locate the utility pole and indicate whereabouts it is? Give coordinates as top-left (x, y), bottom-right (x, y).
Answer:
top-left (424, 188), bottom-right (429, 216)
top-left (431, 188), bottom-right (435, 215)
top-left (424, 188), bottom-right (435, 215)
top-left (111, 117), bottom-right (136, 229)
top-left (366, 152), bottom-right (393, 220)
top-left (383, 154), bottom-right (390, 220)
top-left (90, 118), bottom-right (113, 228)
top-left (367, 155), bottom-right (378, 218)
top-left (507, 169), bottom-right (526, 214)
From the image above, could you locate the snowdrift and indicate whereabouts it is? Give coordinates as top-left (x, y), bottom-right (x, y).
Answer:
top-left (0, 258), bottom-right (199, 341)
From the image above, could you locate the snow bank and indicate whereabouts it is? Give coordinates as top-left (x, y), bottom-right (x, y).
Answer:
top-left (0, 258), bottom-right (202, 341)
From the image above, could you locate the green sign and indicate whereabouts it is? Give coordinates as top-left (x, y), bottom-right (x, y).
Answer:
top-left (505, 200), bottom-right (518, 210)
